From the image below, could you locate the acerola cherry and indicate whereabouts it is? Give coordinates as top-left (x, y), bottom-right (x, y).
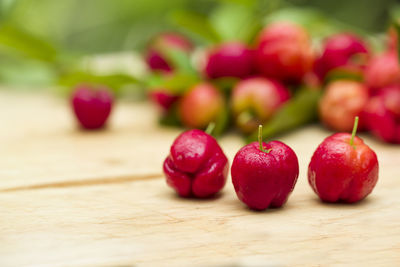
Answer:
top-left (308, 117), bottom-right (379, 203)
top-left (319, 80), bottom-right (369, 132)
top-left (145, 32), bottom-right (193, 72)
top-left (255, 22), bottom-right (314, 83)
top-left (314, 33), bottom-right (369, 81)
top-left (231, 77), bottom-right (290, 133)
top-left (163, 129), bottom-right (229, 198)
top-left (363, 86), bottom-right (400, 144)
top-left (71, 85), bottom-right (113, 130)
top-left (204, 42), bottom-right (255, 79)
top-left (231, 125), bottom-right (299, 210)
top-left (178, 82), bottom-right (225, 129)
top-left (149, 89), bottom-right (179, 112)
top-left (364, 52), bottom-right (400, 93)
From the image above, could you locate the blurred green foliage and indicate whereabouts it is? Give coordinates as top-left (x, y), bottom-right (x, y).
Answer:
top-left (0, 0), bottom-right (399, 88)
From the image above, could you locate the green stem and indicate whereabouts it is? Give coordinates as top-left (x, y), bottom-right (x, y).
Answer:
top-left (205, 122), bottom-right (215, 135)
top-left (350, 116), bottom-right (359, 148)
top-left (258, 125), bottom-right (271, 153)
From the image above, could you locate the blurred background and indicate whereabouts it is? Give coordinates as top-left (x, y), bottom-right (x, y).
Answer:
top-left (0, 0), bottom-right (399, 89)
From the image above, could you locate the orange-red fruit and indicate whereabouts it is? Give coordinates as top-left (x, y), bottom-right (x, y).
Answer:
top-left (178, 82), bottom-right (225, 128)
top-left (319, 80), bottom-right (369, 132)
top-left (231, 77), bottom-right (290, 133)
top-left (255, 22), bottom-right (314, 83)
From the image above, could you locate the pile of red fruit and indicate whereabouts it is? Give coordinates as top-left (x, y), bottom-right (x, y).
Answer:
top-left (145, 22), bottom-right (400, 144)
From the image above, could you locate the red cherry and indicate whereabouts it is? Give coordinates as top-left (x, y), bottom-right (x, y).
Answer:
top-left (163, 129), bottom-right (229, 198)
top-left (308, 117), bottom-right (379, 203)
top-left (204, 42), bottom-right (255, 79)
top-left (71, 85), bottom-right (113, 130)
top-left (231, 126), bottom-right (299, 210)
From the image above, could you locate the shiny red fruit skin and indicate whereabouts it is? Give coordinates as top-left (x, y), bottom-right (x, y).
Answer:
top-left (314, 33), bottom-right (369, 81)
top-left (308, 133), bottom-right (379, 203)
top-left (363, 86), bottom-right (400, 143)
top-left (231, 141), bottom-right (299, 210)
top-left (71, 85), bottom-right (113, 130)
top-left (163, 129), bottom-right (229, 198)
top-left (145, 33), bottom-right (193, 72)
top-left (205, 42), bottom-right (255, 79)
top-left (255, 22), bottom-right (314, 83)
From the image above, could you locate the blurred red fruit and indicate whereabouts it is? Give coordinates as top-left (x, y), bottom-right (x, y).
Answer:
top-left (319, 80), bottom-right (369, 132)
top-left (363, 86), bottom-right (400, 143)
top-left (145, 33), bottom-right (193, 72)
top-left (314, 33), bottom-right (369, 81)
top-left (204, 42), bottom-right (255, 79)
top-left (149, 89), bottom-right (179, 112)
top-left (388, 26), bottom-right (398, 53)
top-left (365, 52), bottom-right (400, 93)
top-left (255, 22), bottom-right (314, 83)
top-left (231, 77), bottom-right (290, 133)
top-left (71, 85), bottom-right (113, 130)
top-left (178, 82), bottom-right (225, 129)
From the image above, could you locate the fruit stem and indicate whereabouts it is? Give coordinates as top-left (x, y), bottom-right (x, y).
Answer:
top-left (205, 122), bottom-right (215, 135)
top-left (258, 125), bottom-right (271, 153)
top-left (350, 116), bottom-right (359, 148)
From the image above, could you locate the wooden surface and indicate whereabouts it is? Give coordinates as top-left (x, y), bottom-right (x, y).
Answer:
top-left (1, 90), bottom-right (400, 267)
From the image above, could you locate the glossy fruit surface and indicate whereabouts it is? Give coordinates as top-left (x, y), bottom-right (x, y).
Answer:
top-left (308, 133), bottom-right (379, 203)
top-left (71, 85), bottom-right (113, 130)
top-left (231, 140), bottom-right (299, 210)
top-left (163, 129), bottom-right (229, 198)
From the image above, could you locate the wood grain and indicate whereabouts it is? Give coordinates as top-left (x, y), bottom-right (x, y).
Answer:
top-left (1, 90), bottom-right (399, 267)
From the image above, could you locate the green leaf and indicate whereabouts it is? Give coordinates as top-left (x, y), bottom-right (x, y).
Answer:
top-left (264, 7), bottom-right (368, 40)
top-left (144, 72), bottom-right (200, 95)
top-left (0, 23), bottom-right (58, 63)
top-left (324, 68), bottom-right (364, 83)
top-left (247, 88), bottom-right (321, 142)
top-left (390, 7), bottom-right (400, 63)
top-left (212, 103), bottom-right (230, 137)
top-left (162, 47), bottom-right (196, 74)
top-left (212, 77), bottom-right (239, 93)
top-left (170, 10), bottom-right (221, 44)
top-left (210, 2), bottom-right (262, 43)
top-left (58, 71), bottom-right (140, 95)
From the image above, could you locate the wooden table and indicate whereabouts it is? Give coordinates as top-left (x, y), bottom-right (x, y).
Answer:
top-left (1, 90), bottom-right (400, 267)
